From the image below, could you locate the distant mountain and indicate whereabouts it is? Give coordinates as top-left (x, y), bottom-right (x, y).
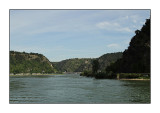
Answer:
top-left (10, 19), bottom-right (150, 75)
top-left (98, 52), bottom-right (123, 71)
top-left (52, 58), bottom-right (93, 72)
top-left (52, 52), bottom-right (122, 72)
top-left (10, 51), bottom-right (122, 74)
top-left (106, 19), bottom-right (150, 73)
top-left (10, 51), bottom-right (56, 74)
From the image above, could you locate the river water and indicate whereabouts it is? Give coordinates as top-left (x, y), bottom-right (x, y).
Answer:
top-left (9, 74), bottom-right (150, 104)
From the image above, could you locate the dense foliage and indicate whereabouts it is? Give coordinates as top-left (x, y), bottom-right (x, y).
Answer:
top-left (106, 19), bottom-right (150, 73)
top-left (81, 19), bottom-right (150, 79)
top-left (52, 52), bottom-right (122, 72)
top-left (98, 52), bottom-right (122, 71)
top-left (52, 58), bottom-right (93, 72)
top-left (10, 51), bottom-right (56, 74)
top-left (10, 19), bottom-right (150, 76)
top-left (92, 59), bottom-right (99, 74)
top-left (10, 51), bottom-right (122, 74)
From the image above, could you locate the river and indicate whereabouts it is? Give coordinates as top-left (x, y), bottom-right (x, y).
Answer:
top-left (9, 74), bottom-right (150, 104)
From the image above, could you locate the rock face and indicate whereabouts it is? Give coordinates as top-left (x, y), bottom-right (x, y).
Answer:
top-left (106, 19), bottom-right (150, 73)
top-left (10, 51), bottom-right (56, 74)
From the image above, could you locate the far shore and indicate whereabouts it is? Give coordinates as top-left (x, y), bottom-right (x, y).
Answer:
top-left (9, 73), bottom-right (62, 76)
top-left (9, 73), bottom-right (150, 81)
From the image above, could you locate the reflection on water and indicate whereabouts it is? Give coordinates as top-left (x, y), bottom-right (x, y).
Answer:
top-left (9, 74), bottom-right (150, 104)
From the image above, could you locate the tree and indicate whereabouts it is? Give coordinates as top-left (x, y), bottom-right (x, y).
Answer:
top-left (10, 51), bottom-right (56, 74)
top-left (105, 18), bottom-right (150, 73)
top-left (92, 59), bottom-right (99, 74)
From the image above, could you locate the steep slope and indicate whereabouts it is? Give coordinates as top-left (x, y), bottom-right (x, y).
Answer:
top-left (106, 19), bottom-right (150, 73)
top-left (53, 52), bottom-right (122, 72)
top-left (52, 58), bottom-right (93, 72)
top-left (98, 52), bottom-right (122, 71)
top-left (10, 51), bottom-right (56, 74)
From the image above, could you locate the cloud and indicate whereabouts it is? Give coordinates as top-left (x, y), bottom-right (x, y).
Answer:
top-left (10, 10), bottom-right (103, 36)
top-left (10, 10), bottom-right (149, 37)
top-left (129, 15), bottom-right (140, 23)
top-left (107, 43), bottom-right (119, 48)
top-left (96, 21), bottom-right (119, 28)
top-left (96, 21), bottom-right (132, 33)
top-left (10, 10), bottom-right (150, 61)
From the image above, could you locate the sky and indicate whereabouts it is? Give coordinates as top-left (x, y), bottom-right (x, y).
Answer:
top-left (10, 10), bottom-right (150, 62)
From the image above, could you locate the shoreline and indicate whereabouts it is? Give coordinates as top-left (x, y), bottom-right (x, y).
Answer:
top-left (9, 74), bottom-right (150, 81)
top-left (9, 73), bottom-right (62, 76)
top-left (119, 78), bottom-right (150, 80)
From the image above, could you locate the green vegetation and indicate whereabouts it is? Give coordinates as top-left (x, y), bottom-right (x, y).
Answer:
top-left (92, 59), bottom-right (99, 74)
top-left (117, 73), bottom-right (150, 79)
top-left (98, 52), bottom-right (122, 71)
top-left (106, 19), bottom-right (150, 74)
top-left (81, 19), bottom-right (150, 79)
top-left (52, 52), bottom-right (122, 73)
top-left (10, 51), bottom-right (57, 74)
top-left (10, 18), bottom-right (150, 79)
top-left (80, 69), bottom-right (116, 79)
top-left (52, 58), bottom-right (93, 72)
top-left (80, 70), bottom-right (93, 77)
top-left (10, 51), bottom-right (122, 75)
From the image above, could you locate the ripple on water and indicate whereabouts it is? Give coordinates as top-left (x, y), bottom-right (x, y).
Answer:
top-left (9, 74), bottom-right (150, 104)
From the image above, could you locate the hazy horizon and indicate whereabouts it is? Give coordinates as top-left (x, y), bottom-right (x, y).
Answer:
top-left (10, 9), bottom-right (150, 62)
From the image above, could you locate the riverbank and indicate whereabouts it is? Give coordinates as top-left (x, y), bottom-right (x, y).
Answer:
top-left (119, 78), bottom-right (150, 80)
top-left (9, 73), bottom-right (62, 76)
top-left (80, 71), bottom-right (150, 80)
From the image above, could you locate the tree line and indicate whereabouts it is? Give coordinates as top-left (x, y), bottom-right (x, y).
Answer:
top-left (81, 19), bottom-right (150, 79)
top-left (10, 51), bottom-right (56, 74)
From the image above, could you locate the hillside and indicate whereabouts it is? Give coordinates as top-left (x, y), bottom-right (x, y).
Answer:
top-left (52, 58), bottom-right (93, 72)
top-left (10, 18), bottom-right (150, 75)
top-left (106, 19), bottom-right (150, 73)
top-left (10, 51), bottom-right (56, 74)
top-left (52, 52), bottom-right (122, 72)
top-left (98, 52), bottom-right (122, 71)
top-left (10, 51), bottom-right (122, 74)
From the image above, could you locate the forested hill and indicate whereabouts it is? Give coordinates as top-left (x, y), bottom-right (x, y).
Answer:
top-left (10, 51), bottom-right (56, 74)
top-left (98, 52), bottom-right (122, 71)
top-left (10, 51), bottom-right (122, 74)
top-left (106, 19), bottom-right (150, 73)
top-left (52, 58), bottom-right (93, 72)
top-left (10, 19), bottom-right (150, 75)
top-left (52, 52), bottom-right (122, 72)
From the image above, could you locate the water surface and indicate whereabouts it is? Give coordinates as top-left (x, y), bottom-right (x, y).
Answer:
top-left (10, 74), bottom-right (150, 104)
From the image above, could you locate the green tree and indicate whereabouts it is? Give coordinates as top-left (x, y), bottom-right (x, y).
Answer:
top-left (10, 51), bottom-right (56, 74)
top-left (105, 18), bottom-right (150, 73)
top-left (92, 59), bottom-right (99, 74)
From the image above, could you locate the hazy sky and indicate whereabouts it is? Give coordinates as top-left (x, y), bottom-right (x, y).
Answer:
top-left (10, 10), bottom-right (150, 62)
